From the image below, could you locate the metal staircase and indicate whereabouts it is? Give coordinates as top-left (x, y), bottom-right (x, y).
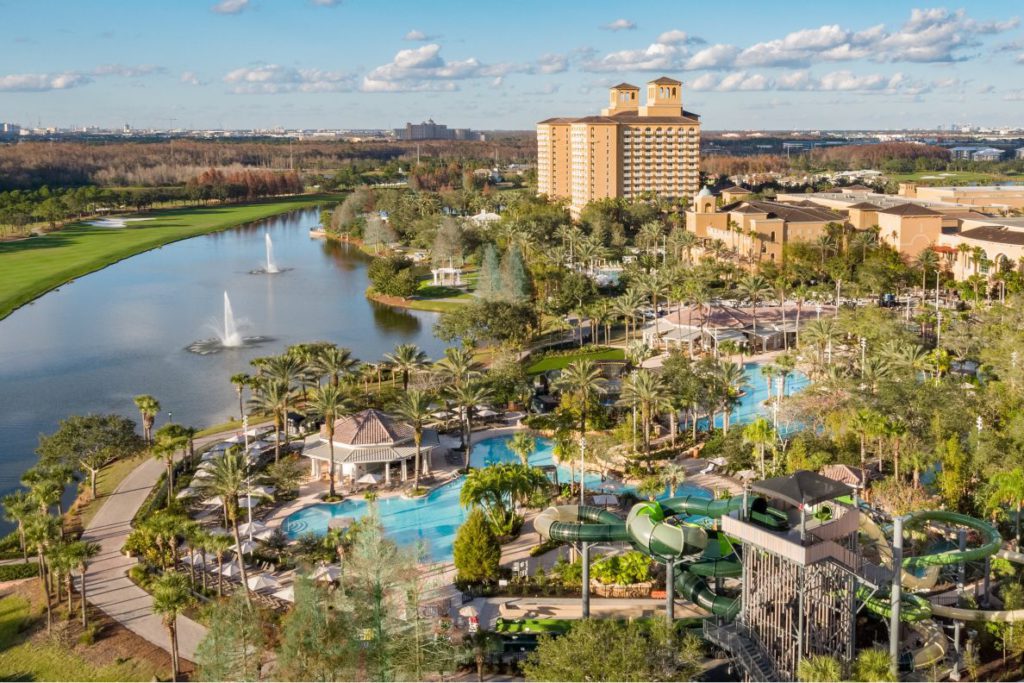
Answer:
top-left (703, 620), bottom-right (779, 682)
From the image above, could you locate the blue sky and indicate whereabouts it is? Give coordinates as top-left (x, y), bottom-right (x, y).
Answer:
top-left (1, 0), bottom-right (1022, 130)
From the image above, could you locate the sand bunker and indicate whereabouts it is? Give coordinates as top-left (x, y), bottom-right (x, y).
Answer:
top-left (86, 217), bottom-right (154, 228)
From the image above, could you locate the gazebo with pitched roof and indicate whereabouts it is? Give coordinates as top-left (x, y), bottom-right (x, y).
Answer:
top-left (301, 409), bottom-right (441, 485)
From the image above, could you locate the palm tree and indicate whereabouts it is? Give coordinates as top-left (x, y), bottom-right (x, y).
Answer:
top-left (229, 373), bottom-right (251, 421)
top-left (554, 360), bottom-right (607, 498)
top-left (393, 389), bottom-right (434, 490)
top-left (716, 361), bottom-right (748, 434)
top-left (385, 343), bottom-right (429, 391)
top-left (450, 382), bottom-right (493, 470)
top-left (989, 467), bottom-right (1024, 544)
top-left (152, 571), bottom-right (195, 682)
top-left (433, 346), bottom-right (481, 389)
top-left (885, 417), bottom-right (908, 481)
top-left (133, 394), bottom-right (160, 444)
top-left (316, 345), bottom-right (359, 387)
top-left (306, 384), bottom-right (353, 500)
top-left (620, 370), bottom-right (671, 467)
top-left (63, 539), bottom-right (99, 627)
top-left (849, 408), bottom-right (879, 470)
top-left (206, 532), bottom-right (233, 598)
top-left (915, 249), bottom-right (939, 294)
top-left (153, 424), bottom-right (187, 507)
top-left (264, 354), bottom-right (305, 439)
top-left (508, 432), bottom-right (537, 467)
top-left (736, 274), bottom-right (773, 352)
top-left (25, 513), bottom-right (60, 631)
top-left (196, 447), bottom-right (252, 604)
top-left (2, 491), bottom-right (35, 561)
top-left (743, 417), bottom-right (776, 478)
top-left (249, 377), bottom-right (291, 463)
top-left (662, 462), bottom-right (688, 497)
top-left (797, 654), bottom-right (843, 683)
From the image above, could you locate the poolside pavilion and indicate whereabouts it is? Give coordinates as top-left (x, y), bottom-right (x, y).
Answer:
top-left (301, 408), bottom-right (441, 486)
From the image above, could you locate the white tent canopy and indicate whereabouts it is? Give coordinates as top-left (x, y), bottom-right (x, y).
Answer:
top-left (357, 472), bottom-right (381, 485)
top-left (247, 573), bottom-right (281, 591)
top-left (310, 563), bottom-right (342, 582)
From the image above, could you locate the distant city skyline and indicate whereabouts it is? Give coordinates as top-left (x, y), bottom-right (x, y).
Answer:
top-left (2, 0), bottom-right (1022, 131)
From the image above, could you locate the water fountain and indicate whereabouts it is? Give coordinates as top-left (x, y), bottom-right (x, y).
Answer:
top-left (264, 233), bottom-right (280, 274)
top-left (221, 291), bottom-right (243, 347)
top-left (186, 291), bottom-right (269, 354)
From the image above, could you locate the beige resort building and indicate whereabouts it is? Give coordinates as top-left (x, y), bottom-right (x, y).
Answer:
top-left (302, 408), bottom-right (440, 485)
top-left (537, 77), bottom-right (701, 217)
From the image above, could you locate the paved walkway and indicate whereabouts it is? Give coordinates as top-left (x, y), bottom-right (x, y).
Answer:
top-left (80, 426), bottom-right (265, 663)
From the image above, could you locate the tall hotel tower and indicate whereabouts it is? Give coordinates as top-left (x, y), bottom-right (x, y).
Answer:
top-left (536, 77), bottom-right (701, 216)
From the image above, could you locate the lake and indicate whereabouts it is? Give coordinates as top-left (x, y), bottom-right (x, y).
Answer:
top-left (0, 207), bottom-right (446, 520)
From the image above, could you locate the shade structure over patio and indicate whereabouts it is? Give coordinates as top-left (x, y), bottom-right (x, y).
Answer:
top-left (311, 563), bottom-right (342, 582)
top-left (219, 560), bottom-right (244, 578)
top-left (237, 521), bottom-right (268, 538)
top-left (272, 585), bottom-right (295, 602)
top-left (247, 573), bottom-right (280, 591)
top-left (357, 472), bottom-right (382, 485)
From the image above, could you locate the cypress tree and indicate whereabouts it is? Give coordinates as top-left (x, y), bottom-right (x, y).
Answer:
top-left (453, 508), bottom-right (501, 583)
top-left (476, 243), bottom-right (503, 301)
top-left (500, 244), bottom-right (531, 302)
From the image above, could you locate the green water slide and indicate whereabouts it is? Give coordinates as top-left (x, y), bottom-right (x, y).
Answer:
top-left (901, 510), bottom-right (1002, 569)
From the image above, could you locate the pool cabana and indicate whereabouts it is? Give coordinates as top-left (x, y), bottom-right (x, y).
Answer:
top-left (301, 409), bottom-right (441, 485)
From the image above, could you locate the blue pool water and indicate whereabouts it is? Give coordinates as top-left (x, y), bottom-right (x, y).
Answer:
top-left (282, 435), bottom-right (711, 563)
top-left (698, 362), bottom-right (810, 434)
top-left (282, 362), bottom-right (810, 563)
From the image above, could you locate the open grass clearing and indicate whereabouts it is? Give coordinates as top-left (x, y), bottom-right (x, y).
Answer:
top-left (526, 348), bottom-right (626, 374)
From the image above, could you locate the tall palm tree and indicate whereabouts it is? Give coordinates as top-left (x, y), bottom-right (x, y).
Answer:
top-left (316, 345), bottom-right (359, 387)
top-left (849, 408), bottom-right (879, 470)
top-left (385, 343), bottom-right (429, 391)
top-left (885, 417), bottom-right (908, 481)
top-left (508, 432), bottom-right (537, 467)
top-left (450, 382), bottom-right (493, 470)
top-left (25, 513), bottom-right (60, 631)
top-left (264, 354), bottom-right (305, 439)
top-left (153, 423), bottom-right (188, 507)
top-left (152, 571), bottom-right (195, 682)
top-left (554, 360), bottom-right (607, 501)
top-left (249, 377), bottom-right (292, 463)
top-left (196, 447), bottom-right (252, 604)
top-left (716, 361), bottom-right (748, 434)
top-left (229, 373), bottom-right (251, 422)
top-left (915, 249), bottom-right (939, 294)
top-left (2, 491), bottom-right (35, 561)
top-left (743, 417), bottom-right (776, 478)
top-left (662, 462), bottom-right (688, 497)
top-left (133, 394), bottom-right (160, 444)
top-left (620, 370), bottom-right (672, 467)
top-left (433, 346), bottom-right (481, 390)
top-left (393, 389), bottom-right (434, 490)
top-left (206, 532), bottom-right (233, 598)
top-left (736, 274), bottom-right (773, 352)
top-left (306, 384), bottom-right (353, 500)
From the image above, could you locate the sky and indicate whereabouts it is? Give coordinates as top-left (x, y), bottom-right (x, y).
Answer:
top-left (1, 0), bottom-right (1023, 131)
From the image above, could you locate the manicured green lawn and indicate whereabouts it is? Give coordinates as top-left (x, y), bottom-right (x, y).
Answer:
top-left (886, 171), bottom-right (1020, 185)
top-left (0, 594), bottom-right (163, 681)
top-left (0, 193), bottom-right (343, 321)
top-left (526, 348), bottom-right (626, 374)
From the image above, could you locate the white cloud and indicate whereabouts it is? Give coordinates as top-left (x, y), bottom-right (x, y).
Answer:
top-left (224, 64), bottom-right (353, 93)
top-left (685, 44), bottom-right (740, 70)
top-left (602, 18), bottom-right (636, 31)
top-left (180, 71), bottom-right (203, 86)
top-left (656, 29), bottom-right (696, 45)
top-left (92, 64), bottom-right (164, 77)
top-left (212, 0), bottom-right (249, 14)
top-left (582, 41), bottom-right (681, 72)
top-left (0, 72), bottom-right (92, 92)
top-left (687, 68), bottom-right (934, 94)
top-left (404, 29), bottom-right (430, 41)
top-left (535, 53), bottom-right (568, 75)
top-left (1017, 53), bottom-right (1024, 64)
top-left (310, 0), bottom-right (341, 5)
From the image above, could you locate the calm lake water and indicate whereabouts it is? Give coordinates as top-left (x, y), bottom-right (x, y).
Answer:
top-left (0, 208), bottom-right (445, 519)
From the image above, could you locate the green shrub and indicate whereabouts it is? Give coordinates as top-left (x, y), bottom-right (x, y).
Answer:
top-left (0, 562), bottom-right (37, 581)
top-left (453, 508), bottom-right (501, 583)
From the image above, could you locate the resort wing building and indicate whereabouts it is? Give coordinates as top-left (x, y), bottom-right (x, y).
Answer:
top-left (537, 77), bottom-right (700, 216)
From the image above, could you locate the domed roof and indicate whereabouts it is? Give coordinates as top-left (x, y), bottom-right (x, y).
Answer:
top-left (696, 186), bottom-right (712, 198)
top-left (326, 409), bottom-right (413, 446)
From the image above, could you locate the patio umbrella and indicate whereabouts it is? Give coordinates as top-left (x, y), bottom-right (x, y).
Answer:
top-left (735, 469), bottom-right (759, 482)
top-left (176, 487), bottom-right (199, 500)
top-left (220, 561), bottom-right (244, 578)
top-left (202, 495), bottom-right (224, 507)
top-left (356, 472), bottom-right (381, 485)
top-left (246, 484), bottom-right (275, 497)
top-left (238, 539), bottom-right (258, 555)
top-left (272, 585), bottom-right (295, 602)
top-left (310, 563), bottom-right (342, 582)
top-left (237, 496), bottom-right (260, 509)
top-left (237, 521), bottom-right (268, 538)
top-left (247, 573), bottom-right (281, 591)
top-left (458, 605), bottom-right (479, 618)
top-left (181, 553), bottom-right (208, 568)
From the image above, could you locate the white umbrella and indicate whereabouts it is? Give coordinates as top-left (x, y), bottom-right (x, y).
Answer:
top-left (202, 495), bottom-right (224, 507)
top-left (237, 496), bottom-right (261, 509)
top-left (310, 563), bottom-right (342, 582)
top-left (246, 484), bottom-right (275, 497)
top-left (458, 605), bottom-right (479, 618)
top-left (357, 472), bottom-right (381, 485)
top-left (176, 487), bottom-right (199, 500)
top-left (238, 539), bottom-right (258, 555)
top-left (735, 469), bottom-right (759, 481)
top-left (238, 521), bottom-right (268, 537)
top-left (181, 553), bottom-right (208, 568)
top-left (220, 561), bottom-right (244, 578)
top-left (247, 573), bottom-right (281, 591)
top-left (272, 585), bottom-right (295, 602)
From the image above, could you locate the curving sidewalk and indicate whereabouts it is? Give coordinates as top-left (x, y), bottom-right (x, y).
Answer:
top-left (81, 454), bottom-right (208, 662)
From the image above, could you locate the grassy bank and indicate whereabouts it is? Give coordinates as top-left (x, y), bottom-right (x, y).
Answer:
top-left (526, 347), bottom-right (626, 374)
top-left (0, 193), bottom-right (344, 321)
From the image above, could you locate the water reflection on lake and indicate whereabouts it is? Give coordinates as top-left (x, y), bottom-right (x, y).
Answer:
top-left (0, 208), bottom-right (445, 516)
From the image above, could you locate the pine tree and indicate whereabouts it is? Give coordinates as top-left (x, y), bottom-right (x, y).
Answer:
top-left (476, 243), bottom-right (502, 301)
top-left (195, 592), bottom-right (266, 682)
top-left (500, 244), bottom-right (531, 302)
top-left (453, 508), bottom-right (501, 583)
top-left (276, 577), bottom-right (360, 680)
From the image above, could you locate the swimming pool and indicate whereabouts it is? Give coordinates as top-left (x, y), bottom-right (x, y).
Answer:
top-left (697, 362), bottom-right (810, 434)
top-left (282, 435), bottom-right (711, 563)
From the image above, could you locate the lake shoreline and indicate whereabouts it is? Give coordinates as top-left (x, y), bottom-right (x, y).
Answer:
top-left (0, 192), bottom-right (344, 321)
